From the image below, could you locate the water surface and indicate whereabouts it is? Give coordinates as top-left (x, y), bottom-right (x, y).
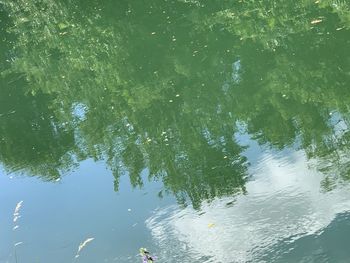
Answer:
top-left (0, 0), bottom-right (350, 262)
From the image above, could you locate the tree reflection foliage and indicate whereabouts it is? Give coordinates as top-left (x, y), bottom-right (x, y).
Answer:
top-left (0, 0), bottom-right (349, 207)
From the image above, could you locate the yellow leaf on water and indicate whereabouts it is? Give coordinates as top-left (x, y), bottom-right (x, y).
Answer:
top-left (208, 223), bottom-right (215, 228)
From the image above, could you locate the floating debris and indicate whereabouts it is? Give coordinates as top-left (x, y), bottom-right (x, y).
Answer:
top-left (140, 248), bottom-right (156, 262)
top-left (311, 19), bottom-right (323, 24)
top-left (14, 201), bottom-right (23, 216)
top-left (58, 22), bottom-right (69, 30)
top-left (13, 225), bottom-right (19, 230)
top-left (226, 200), bottom-right (235, 207)
top-left (14, 242), bottom-right (23, 247)
top-left (151, 32), bottom-right (156, 35)
top-left (128, 208), bottom-right (132, 212)
top-left (208, 223), bottom-right (215, 228)
top-left (13, 201), bottom-right (23, 222)
top-left (75, 238), bottom-right (95, 258)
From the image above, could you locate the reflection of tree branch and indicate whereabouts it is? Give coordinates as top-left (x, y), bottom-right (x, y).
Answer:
top-left (1, 0), bottom-right (349, 206)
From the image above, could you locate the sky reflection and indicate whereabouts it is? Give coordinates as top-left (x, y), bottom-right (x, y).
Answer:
top-left (146, 149), bottom-right (350, 263)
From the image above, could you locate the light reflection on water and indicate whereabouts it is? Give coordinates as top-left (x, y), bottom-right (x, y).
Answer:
top-left (146, 149), bottom-right (350, 263)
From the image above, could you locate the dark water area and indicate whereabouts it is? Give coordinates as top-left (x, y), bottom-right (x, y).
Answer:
top-left (0, 0), bottom-right (350, 262)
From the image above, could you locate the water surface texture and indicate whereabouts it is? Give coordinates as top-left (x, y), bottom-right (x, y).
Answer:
top-left (0, 0), bottom-right (350, 262)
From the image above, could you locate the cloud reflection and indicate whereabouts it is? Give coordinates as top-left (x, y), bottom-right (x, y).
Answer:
top-left (146, 150), bottom-right (350, 262)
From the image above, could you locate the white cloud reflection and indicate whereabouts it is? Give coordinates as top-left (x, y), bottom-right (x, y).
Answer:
top-left (146, 150), bottom-right (350, 262)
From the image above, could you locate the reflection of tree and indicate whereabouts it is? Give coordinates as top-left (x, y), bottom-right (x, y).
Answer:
top-left (226, 14), bottom-right (350, 184)
top-left (0, 74), bottom-right (75, 179)
top-left (1, 0), bottom-right (350, 205)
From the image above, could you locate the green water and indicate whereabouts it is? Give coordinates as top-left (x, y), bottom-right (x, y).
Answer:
top-left (0, 0), bottom-right (350, 262)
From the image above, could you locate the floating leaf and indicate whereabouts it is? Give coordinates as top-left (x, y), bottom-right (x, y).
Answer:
top-left (311, 19), bottom-right (323, 24)
top-left (58, 22), bottom-right (69, 30)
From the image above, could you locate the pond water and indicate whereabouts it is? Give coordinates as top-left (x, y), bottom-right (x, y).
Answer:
top-left (0, 0), bottom-right (350, 262)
